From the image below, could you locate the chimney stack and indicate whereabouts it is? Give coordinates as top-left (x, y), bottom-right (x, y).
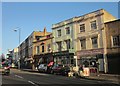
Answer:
top-left (43, 27), bottom-right (46, 36)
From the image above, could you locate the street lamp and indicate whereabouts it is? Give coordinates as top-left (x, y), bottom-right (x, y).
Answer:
top-left (14, 27), bottom-right (21, 69)
top-left (14, 27), bottom-right (21, 45)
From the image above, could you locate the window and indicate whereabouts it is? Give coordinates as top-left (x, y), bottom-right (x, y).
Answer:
top-left (36, 46), bottom-right (39, 54)
top-left (91, 37), bottom-right (98, 48)
top-left (112, 35), bottom-right (120, 47)
top-left (65, 27), bottom-right (70, 34)
top-left (66, 39), bottom-right (71, 50)
top-left (57, 42), bottom-right (62, 51)
top-left (36, 36), bottom-right (40, 41)
top-left (42, 44), bottom-right (44, 52)
top-left (80, 24), bottom-right (85, 32)
top-left (80, 39), bottom-right (86, 49)
top-left (35, 36), bottom-right (43, 41)
top-left (46, 35), bottom-right (50, 38)
top-left (47, 44), bottom-right (51, 52)
top-left (57, 29), bottom-right (61, 37)
top-left (91, 20), bottom-right (97, 29)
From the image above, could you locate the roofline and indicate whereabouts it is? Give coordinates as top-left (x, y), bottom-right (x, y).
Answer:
top-left (104, 19), bottom-right (120, 24)
top-left (52, 9), bottom-right (104, 29)
top-left (76, 9), bottom-right (104, 18)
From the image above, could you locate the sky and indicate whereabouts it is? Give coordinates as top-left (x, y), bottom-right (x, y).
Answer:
top-left (1, 2), bottom-right (119, 55)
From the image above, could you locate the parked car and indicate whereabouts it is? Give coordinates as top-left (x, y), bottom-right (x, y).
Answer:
top-left (0, 62), bottom-right (10, 75)
top-left (60, 66), bottom-right (70, 76)
top-left (46, 62), bottom-right (54, 74)
top-left (51, 64), bottom-right (64, 74)
top-left (38, 64), bottom-right (47, 73)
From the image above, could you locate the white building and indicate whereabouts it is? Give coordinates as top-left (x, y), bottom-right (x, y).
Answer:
top-left (13, 47), bottom-right (19, 61)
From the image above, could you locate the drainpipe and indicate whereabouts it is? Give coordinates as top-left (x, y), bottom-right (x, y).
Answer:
top-left (74, 56), bottom-right (78, 72)
top-left (102, 26), bottom-right (108, 73)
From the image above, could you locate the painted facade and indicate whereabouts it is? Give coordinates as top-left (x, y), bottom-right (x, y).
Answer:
top-left (14, 9), bottom-right (119, 74)
top-left (52, 9), bottom-right (116, 73)
top-left (33, 32), bottom-right (53, 68)
top-left (18, 28), bottom-right (51, 69)
top-left (76, 9), bottom-right (116, 73)
top-left (52, 18), bottom-right (77, 66)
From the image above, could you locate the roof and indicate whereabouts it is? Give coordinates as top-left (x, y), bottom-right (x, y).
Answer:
top-left (52, 9), bottom-right (103, 25)
top-left (104, 19), bottom-right (120, 24)
top-left (52, 9), bottom-right (104, 29)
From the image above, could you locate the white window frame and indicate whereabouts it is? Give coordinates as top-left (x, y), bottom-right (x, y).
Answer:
top-left (80, 24), bottom-right (85, 32)
top-left (57, 29), bottom-right (61, 37)
top-left (65, 27), bottom-right (70, 34)
top-left (91, 20), bottom-right (97, 30)
top-left (66, 39), bottom-right (71, 50)
top-left (57, 42), bottom-right (62, 51)
top-left (111, 35), bottom-right (120, 47)
top-left (91, 37), bottom-right (98, 48)
top-left (47, 44), bottom-right (51, 52)
top-left (36, 46), bottom-right (39, 54)
top-left (42, 44), bottom-right (44, 53)
top-left (80, 39), bottom-right (86, 50)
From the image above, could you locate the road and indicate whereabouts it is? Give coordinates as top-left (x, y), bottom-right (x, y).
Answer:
top-left (1, 69), bottom-right (119, 86)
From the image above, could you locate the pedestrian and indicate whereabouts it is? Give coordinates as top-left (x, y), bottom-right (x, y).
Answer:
top-left (79, 65), bottom-right (83, 77)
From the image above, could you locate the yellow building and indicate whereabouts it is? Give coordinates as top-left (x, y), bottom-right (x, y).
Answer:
top-left (19, 27), bottom-right (51, 70)
top-left (75, 9), bottom-right (116, 73)
top-left (33, 32), bottom-right (53, 69)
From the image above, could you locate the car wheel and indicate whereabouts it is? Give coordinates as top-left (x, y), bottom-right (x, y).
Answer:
top-left (51, 70), bottom-right (54, 74)
top-left (5, 72), bottom-right (10, 76)
top-left (38, 70), bottom-right (41, 73)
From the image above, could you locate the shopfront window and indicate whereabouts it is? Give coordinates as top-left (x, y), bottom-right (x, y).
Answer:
top-left (90, 60), bottom-right (97, 67)
top-left (83, 60), bottom-right (89, 67)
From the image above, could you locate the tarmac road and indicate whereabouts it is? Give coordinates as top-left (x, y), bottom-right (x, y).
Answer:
top-left (1, 69), bottom-right (119, 86)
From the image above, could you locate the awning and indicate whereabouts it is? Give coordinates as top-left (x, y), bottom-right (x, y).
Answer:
top-left (47, 61), bottom-right (54, 66)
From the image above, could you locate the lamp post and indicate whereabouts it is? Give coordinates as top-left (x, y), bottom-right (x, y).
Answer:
top-left (14, 27), bottom-right (21, 69)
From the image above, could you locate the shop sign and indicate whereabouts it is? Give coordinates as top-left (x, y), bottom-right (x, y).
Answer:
top-left (83, 68), bottom-right (90, 76)
top-left (77, 49), bottom-right (104, 56)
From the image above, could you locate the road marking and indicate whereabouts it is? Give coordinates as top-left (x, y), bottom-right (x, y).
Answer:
top-left (28, 81), bottom-right (39, 86)
top-left (15, 75), bottom-right (38, 86)
top-left (15, 75), bottom-right (23, 79)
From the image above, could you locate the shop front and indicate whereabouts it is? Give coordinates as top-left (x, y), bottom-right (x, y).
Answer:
top-left (33, 53), bottom-right (53, 69)
top-left (53, 50), bottom-right (75, 66)
top-left (77, 48), bottom-right (104, 73)
top-left (24, 57), bottom-right (33, 69)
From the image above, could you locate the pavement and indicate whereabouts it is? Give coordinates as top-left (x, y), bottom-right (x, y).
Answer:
top-left (81, 73), bottom-right (120, 84)
top-left (20, 68), bottom-right (120, 84)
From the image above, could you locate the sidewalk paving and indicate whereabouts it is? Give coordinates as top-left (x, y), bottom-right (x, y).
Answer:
top-left (83, 73), bottom-right (120, 84)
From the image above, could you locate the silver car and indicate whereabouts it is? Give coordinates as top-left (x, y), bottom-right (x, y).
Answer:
top-left (38, 64), bottom-right (47, 73)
